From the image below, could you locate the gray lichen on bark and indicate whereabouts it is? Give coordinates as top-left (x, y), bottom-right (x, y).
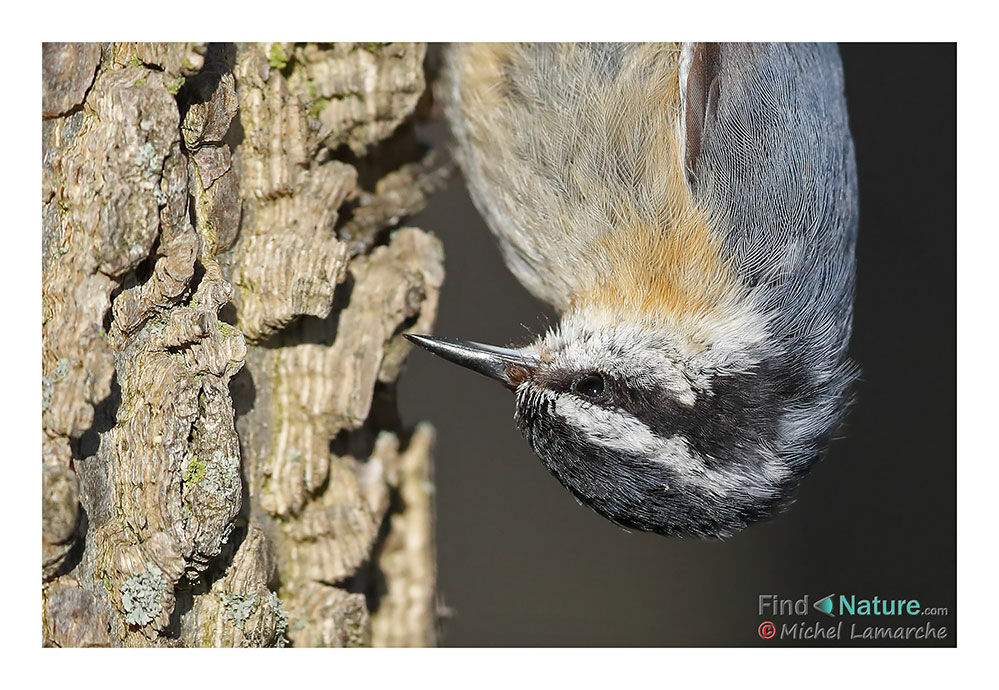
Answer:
top-left (42, 42), bottom-right (447, 647)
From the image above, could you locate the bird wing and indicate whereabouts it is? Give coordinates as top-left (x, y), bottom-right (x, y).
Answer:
top-left (682, 43), bottom-right (858, 364)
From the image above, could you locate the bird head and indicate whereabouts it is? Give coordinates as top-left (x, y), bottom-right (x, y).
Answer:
top-left (406, 296), bottom-right (831, 538)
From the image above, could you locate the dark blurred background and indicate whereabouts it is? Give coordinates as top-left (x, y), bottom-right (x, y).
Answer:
top-left (398, 43), bottom-right (956, 646)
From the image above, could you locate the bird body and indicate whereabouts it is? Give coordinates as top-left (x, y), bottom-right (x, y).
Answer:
top-left (411, 43), bottom-right (858, 537)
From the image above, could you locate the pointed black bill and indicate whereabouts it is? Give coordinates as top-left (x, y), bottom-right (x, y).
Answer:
top-left (405, 334), bottom-right (538, 389)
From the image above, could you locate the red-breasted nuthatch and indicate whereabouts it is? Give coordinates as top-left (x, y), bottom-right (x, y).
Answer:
top-left (408, 43), bottom-right (858, 538)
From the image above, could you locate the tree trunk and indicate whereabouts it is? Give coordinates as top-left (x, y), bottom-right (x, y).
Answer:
top-left (41, 42), bottom-right (446, 647)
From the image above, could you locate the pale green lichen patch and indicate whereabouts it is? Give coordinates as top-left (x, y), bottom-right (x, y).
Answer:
top-left (308, 98), bottom-right (329, 118)
top-left (167, 76), bottom-right (186, 95)
top-left (267, 44), bottom-right (289, 71)
top-left (42, 358), bottom-right (71, 412)
top-left (269, 591), bottom-right (289, 647)
top-left (198, 449), bottom-right (239, 498)
top-left (220, 592), bottom-right (257, 629)
top-left (120, 564), bottom-right (167, 626)
top-left (184, 454), bottom-right (206, 487)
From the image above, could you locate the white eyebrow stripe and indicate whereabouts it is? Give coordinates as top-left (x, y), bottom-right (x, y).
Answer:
top-left (547, 303), bottom-right (772, 381)
top-left (547, 316), bottom-right (703, 405)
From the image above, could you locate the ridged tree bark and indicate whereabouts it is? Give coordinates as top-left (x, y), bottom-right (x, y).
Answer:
top-left (41, 42), bottom-right (446, 647)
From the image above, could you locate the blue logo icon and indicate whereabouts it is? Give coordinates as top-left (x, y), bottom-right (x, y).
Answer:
top-left (813, 594), bottom-right (835, 617)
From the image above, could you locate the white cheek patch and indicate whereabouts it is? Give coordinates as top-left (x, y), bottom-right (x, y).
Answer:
top-left (554, 394), bottom-right (788, 501)
top-left (555, 395), bottom-right (668, 456)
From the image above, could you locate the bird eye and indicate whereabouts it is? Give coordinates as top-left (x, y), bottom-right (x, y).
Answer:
top-left (573, 373), bottom-right (606, 399)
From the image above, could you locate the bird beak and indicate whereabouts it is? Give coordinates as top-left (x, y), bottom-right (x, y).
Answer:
top-left (404, 334), bottom-right (538, 390)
